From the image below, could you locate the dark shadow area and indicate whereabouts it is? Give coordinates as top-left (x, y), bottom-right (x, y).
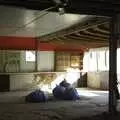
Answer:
top-left (72, 112), bottom-right (120, 120)
top-left (77, 73), bottom-right (87, 87)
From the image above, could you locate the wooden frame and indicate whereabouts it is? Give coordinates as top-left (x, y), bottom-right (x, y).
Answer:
top-left (55, 51), bottom-right (83, 72)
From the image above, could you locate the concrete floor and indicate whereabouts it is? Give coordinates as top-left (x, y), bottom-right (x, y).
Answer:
top-left (0, 88), bottom-right (112, 120)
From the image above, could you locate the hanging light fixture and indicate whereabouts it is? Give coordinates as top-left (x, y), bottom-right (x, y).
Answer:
top-left (58, 7), bottom-right (65, 15)
top-left (52, 0), bottom-right (70, 15)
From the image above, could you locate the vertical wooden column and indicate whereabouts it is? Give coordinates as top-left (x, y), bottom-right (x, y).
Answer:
top-left (35, 39), bottom-right (39, 72)
top-left (109, 15), bottom-right (118, 113)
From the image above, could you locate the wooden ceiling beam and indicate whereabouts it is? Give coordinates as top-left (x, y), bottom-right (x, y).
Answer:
top-left (94, 27), bottom-right (110, 34)
top-left (45, 37), bottom-right (108, 49)
top-left (102, 23), bottom-right (110, 29)
top-left (38, 17), bottom-right (109, 40)
top-left (60, 37), bottom-right (108, 48)
top-left (46, 36), bottom-right (108, 45)
top-left (82, 29), bottom-right (109, 38)
top-left (75, 32), bottom-right (108, 41)
top-left (66, 34), bottom-right (108, 42)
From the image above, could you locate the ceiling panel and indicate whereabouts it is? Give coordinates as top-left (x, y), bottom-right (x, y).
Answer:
top-left (0, 6), bottom-right (38, 27)
top-left (33, 12), bottom-right (87, 37)
top-left (0, 5), bottom-right (88, 37)
top-left (0, 28), bottom-right (17, 36)
top-left (0, 5), bottom-right (39, 36)
top-left (10, 27), bottom-right (37, 37)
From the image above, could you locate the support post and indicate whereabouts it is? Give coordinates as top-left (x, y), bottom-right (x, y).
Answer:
top-left (109, 15), bottom-right (118, 114)
top-left (35, 39), bottom-right (39, 72)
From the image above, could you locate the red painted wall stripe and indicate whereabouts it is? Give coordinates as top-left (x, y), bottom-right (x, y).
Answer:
top-left (0, 36), bottom-right (36, 50)
top-left (0, 36), bottom-right (84, 52)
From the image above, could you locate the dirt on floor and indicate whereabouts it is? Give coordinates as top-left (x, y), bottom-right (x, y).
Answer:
top-left (72, 112), bottom-right (120, 120)
top-left (0, 89), bottom-right (111, 120)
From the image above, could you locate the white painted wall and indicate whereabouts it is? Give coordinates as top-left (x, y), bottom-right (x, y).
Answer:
top-left (0, 50), bottom-right (55, 91)
top-left (84, 48), bottom-right (109, 90)
top-left (20, 51), bottom-right (35, 72)
top-left (0, 50), bottom-right (55, 72)
top-left (0, 50), bottom-right (21, 72)
top-left (87, 71), bottom-right (109, 90)
top-left (10, 74), bottom-right (35, 91)
top-left (83, 47), bottom-right (109, 72)
top-left (37, 51), bottom-right (54, 71)
top-left (9, 71), bottom-right (80, 91)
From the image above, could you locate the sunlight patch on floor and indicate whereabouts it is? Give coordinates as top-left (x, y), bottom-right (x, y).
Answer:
top-left (77, 89), bottom-right (100, 97)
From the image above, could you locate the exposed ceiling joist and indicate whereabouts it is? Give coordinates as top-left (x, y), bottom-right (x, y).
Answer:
top-left (94, 27), bottom-right (110, 34)
top-left (59, 37), bottom-right (108, 48)
top-left (46, 36), bottom-right (108, 45)
top-left (65, 34), bottom-right (108, 42)
top-left (39, 17), bottom-right (110, 40)
top-left (38, 16), bottom-right (109, 49)
top-left (82, 29), bottom-right (109, 38)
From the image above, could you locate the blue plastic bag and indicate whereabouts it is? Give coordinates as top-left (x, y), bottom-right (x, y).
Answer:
top-left (25, 89), bottom-right (48, 102)
top-left (53, 85), bottom-right (65, 99)
top-left (60, 80), bottom-right (71, 88)
top-left (64, 87), bottom-right (80, 100)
